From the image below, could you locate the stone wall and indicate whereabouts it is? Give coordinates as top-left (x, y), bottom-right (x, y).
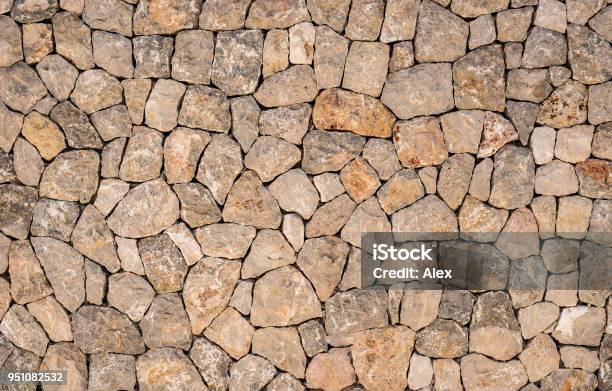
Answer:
top-left (0, 0), bottom-right (610, 390)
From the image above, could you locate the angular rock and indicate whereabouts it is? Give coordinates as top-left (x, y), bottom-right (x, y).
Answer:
top-left (393, 116), bottom-right (448, 168)
top-left (459, 195), bottom-right (508, 242)
top-left (351, 326), bottom-right (415, 391)
top-left (252, 327), bottom-right (305, 378)
top-left (26, 296), bottom-right (72, 342)
top-left (269, 169), bottom-right (318, 219)
top-left (433, 359), bottom-right (462, 391)
top-left (0, 305), bottom-right (48, 356)
top-left (172, 30), bottom-right (213, 84)
top-left (556, 196), bottom-right (592, 238)
top-left (531, 127), bottom-right (556, 165)
top-left (589, 5), bottom-right (612, 41)
top-left (230, 96), bottom-right (260, 152)
top-left (0, 185), bottom-right (38, 240)
top-left (39, 344), bottom-right (87, 391)
top-left (522, 27), bottom-right (568, 69)
top-left (325, 289), bottom-right (387, 336)
top-left (341, 197), bottom-right (391, 248)
top-left (107, 179), bottom-right (180, 238)
top-left (230, 280), bottom-right (253, 316)
top-left (255, 65), bottom-right (317, 107)
top-left (289, 22), bottom-right (315, 64)
top-left (382, 63), bottom-right (454, 120)
top-left (342, 41), bottom-right (388, 96)
top-left (36, 55), bottom-right (78, 103)
top-left (165, 222), bottom-right (204, 265)
top-left (344, 0), bottom-right (384, 41)
top-left (116, 237), bottom-right (145, 275)
top-left (204, 307), bottom-right (254, 359)
top-left (461, 354), bottom-right (528, 391)
top-left (507, 69), bottom-right (553, 103)
top-left (72, 205), bottom-right (120, 272)
top-left (438, 154), bottom-right (475, 210)
top-left (0, 101), bottom-right (23, 153)
top-left (469, 14), bottom-right (496, 50)
top-left (196, 134), bottom-right (242, 204)
top-left (496, 208), bottom-right (540, 260)
top-left (251, 266), bottom-right (322, 327)
top-left (415, 319), bottom-right (469, 358)
top-left (555, 125), bottom-right (594, 164)
top-left (496, 7), bottom-right (533, 42)
top-left (141, 293), bottom-right (192, 350)
top-left (451, 0), bottom-right (510, 17)
top-left (362, 139), bottom-right (402, 181)
top-left (107, 272), bottom-right (154, 322)
top-left (307, 0), bottom-right (350, 32)
top-left (312, 173), bottom-right (345, 202)
top-left (92, 31), bottom-right (133, 79)
top-left (245, 136), bottom-right (301, 182)
top-left (144, 79), bottom-right (186, 132)
top-left (534, 0), bottom-right (567, 33)
top-left (50, 102), bottom-right (103, 149)
top-left (302, 130), bottom-right (364, 174)
top-left (296, 236), bottom-right (348, 301)
top-left (506, 100), bottom-right (538, 147)
top-left (228, 354), bottom-right (277, 391)
top-left (183, 257), bottom-right (240, 334)
top-left (392, 195), bottom-right (458, 237)
top-left (263, 29), bottom-right (289, 77)
top-left (518, 302), bottom-right (560, 339)
top-left (52, 12), bottom-right (94, 70)
top-left (136, 347), bottom-right (207, 391)
top-left (123, 79), bottom-right (151, 125)
top-left (553, 306), bottom-right (605, 346)
top-left (536, 160), bottom-right (580, 196)
top-left (0, 62), bottom-right (47, 114)
top-left (179, 85), bottom-right (230, 132)
top-left (173, 183), bottom-right (221, 228)
top-left (453, 45), bottom-right (506, 112)
top-left (588, 82), bottom-right (612, 125)
top-left (468, 159), bottom-right (493, 202)
top-left (119, 127), bottom-right (163, 182)
top-left (415, 0), bottom-right (468, 62)
top-left (560, 346), bottom-right (599, 371)
top-left (340, 158), bottom-right (381, 204)
top-left (306, 348), bottom-right (354, 390)
top-left (541, 369), bottom-right (598, 391)
top-left (70, 69), bottom-right (122, 114)
top-left (306, 195), bottom-right (355, 238)
top-left (189, 337), bottom-right (231, 391)
top-left (8, 240), bottom-right (51, 305)
top-left (195, 223), bottom-right (255, 259)
top-left (470, 291), bottom-right (523, 361)
top-left (576, 159), bottom-right (611, 199)
top-left (13, 138), bottom-right (43, 186)
top-left (440, 110), bottom-right (484, 155)
top-left (519, 334), bottom-right (560, 382)
top-left (84, 260), bottom-right (106, 306)
top-left (537, 80), bottom-right (588, 129)
top-left (133, 0), bottom-right (200, 35)
top-left (298, 320), bottom-right (327, 357)
top-left (377, 169), bottom-right (424, 214)
top-left (380, 0), bottom-right (419, 42)
top-left (489, 146), bottom-right (535, 210)
top-left (313, 26), bottom-right (348, 89)
top-left (199, 0), bottom-right (250, 30)
top-left (31, 198), bottom-right (79, 242)
top-left (138, 234), bottom-right (188, 294)
top-left (88, 354), bottom-right (137, 391)
top-left (90, 105), bottom-right (131, 142)
top-left (11, 0), bottom-right (58, 23)
top-left (31, 237), bottom-right (84, 312)
top-left (400, 288), bottom-right (442, 331)
top-left (82, 0), bottom-right (132, 36)
top-left (212, 29), bottom-right (263, 96)
top-left (245, 0), bottom-right (310, 29)
top-left (260, 103), bottom-right (310, 144)
top-left (22, 23), bottom-right (53, 65)
top-left (438, 290), bottom-right (475, 326)
top-left (568, 24), bottom-right (611, 85)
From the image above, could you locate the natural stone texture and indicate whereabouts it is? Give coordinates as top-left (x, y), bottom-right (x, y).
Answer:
top-left (313, 26), bottom-right (348, 89)
top-left (289, 22), bottom-right (315, 64)
top-left (71, 306), bottom-right (145, 354)
top-left (100, 137), bottom-right (126, 178)
top-left (433, 359), bottom-right (462, 391)
top-left (196, 134), bottom-right (242, 204)
top-left (537, 80), bottom-right (588, 129)
top-left (522, 27), bottom-right (567, 69)
top-left (284, 214), bottom-right (305, 250)
top-left (415, 319), bottom-right (469, 358)
top-left (246, 0), bottom-right (310, 29)
top-left (0, 62), bottom-right (47, 114)
top-left (245, 136), bottom-right (301, 182)
top-left (550, 65), bottom-right (572, 87)
top-left (179, 85), bottom-right (230, 133)
top-left (195, 223), bottom-right (255, 260)
top-left (212, 29), bottom-right (263, 96)
top-left (144, 79), bottom-right (186, 132)
top-left (489, 146), bottom-right (535, 210)
top-left (231, 96), bottom-right (260, 152)
top-left (52, 12), bottom-right (94, 70)
top-left (11, 0), bottom-right (58, 23)
top-left (122, 79), bottom-right (151, 125)
top-left (72, 205), bottom-right (119, 272)
top-left (38, 150), bottom-right (98, 204)
top-left (568, 24), bottom-right (611, 85)
top-left (438, 290), bottom-right (475, 326)
top-left (269, 169), bottom-right (319, 219)
top-left (263, 29), bottom-right (289, 77)
top-left (438, 154), bottom-right (475, 210)
top-left (313, 88), bottom-right (395, 138)
top-left (341, 197), bottom-right (391, 247)
top-left (173, 183), bottom-right (221, 228)
top-left (183, 257), bottom-right (240, 334)
top-left (589, 5), bottom-right (612, 41)
top-left (116, 237), bottom-right (145, 275)
top-left (459, 195), bottom-right (508, 242)
top-left (230, 280), bottom-right (253, 316)
top-left (451, 0), bottom-right (510, 17)
top-left (70, 69), bottom-right (122, 115)
top-left (133, 0), bottom-right (200, 35)
top-left (204, 307), bottom-right (253, 359)
top-left (468, 159), bottom-right (493, 202)
top-left (534, 0), bottom-right (567, 33)
top-left (556, 196), bottom-right (592, 239)
top-left (307, 0), bottom-right (350, 32)
top-left (27, 296), bottom-right (72, 342)
top-left (252, 327), bottom-right (305, 378)
top-left (0, 304), bottom-right (48, 356)
top-left (107, 272), bottom-right (154, 322)
top-left (519, 333), bottom-right (561, 382)
top-left (345, 0), bottom-right (384, 41)
top-left (535, 161), bottom-right (580, 201)
top-left (223, 170), bottom-right (282, 228)
top-left (380, 0), bottom-right (419, 43)
top-left (30, 199), bottom-right (78, 243)
top-left (133, 35), bottom-right (173, 79)
top-left (8, 240), bottom-right (51, 305)
top-left (260, 103), bottom-right (310, 144)
top-left (560, 346), bottom-right (599, 371)
top-left (172, 30), bottom-right (213, 84)
top-left (312, 174), bottom-right (344, 202)
top-left (541, 238), bottom-right (580, 274)
top-left (496, 7), bottom-right (533, 42)
top-left (453, 45), bottom-right (506, 112)
top-left (0, 187), bottom-right (37, 241)
top-left (82, 0), bottom-right (132, 36)
top-left (88, 353), bottom-right (137, 391)
top-left (108, 179), bottom-right (180, 238)
top-left (392, 195), bottom-right (458, 237)
top-left (555, 125), bottom-right (593, 164)
top-left (40, 345), bottom-right (83, 391)
top-left (576, 159), bottom-right (611, 199)
top-left (251, 266), bottom-right (322, 327)
top-left (138, 234), bottom-right (188, 294)
top-left (302, 130), bottom-right (364, 174)
top-left (351, 326), bottom-right (415, 391)
top-left (407, 353), bottom-right (433, 390)
top-left (189, 337), bottom-right (231, 391)
top-left (506, 100), bottom-right (540, 145)
top-left (518, 302), bottom-right (560, 339)
top-left (542, 369), bottom-right (598, 391)
top-left (23, 23), bottom-right (53, 65)
top-left (229, 354), bottom-right (277, 391)
top-left (136, 347), bottom-right (207, 391)
top-left (31, 237), bottom-right (84, 312)
top-left (461, 354), bottom-right (528, 391)
top-left (0, 16), bottom-right (22, 68)
top-left (342, 41), bottom-right (388, 96)
top-left (199, 0), bottom-right (251, 30)
top-left (13, 138), bottom-right (43, 186)
top-left (553, 306), bottom-right (605, 346)
top-left (141, 293), bottom-right (192, 350)
top-left (84, 259), bottom-right (106, 305)
top-left (92, 31), bottom-right (133, 79)
top-left (296, 236), bottom-right (347, 301)
top-left (298, 320), bottom-right (327, 357)
top-left (362, 139), bottom-right (401, 181)
top-left (415, 0), bottom-right (468, 62)
top-left (325, 289), bottom-right (387, 337)
top-left (306, 348), bottom-right (355, 391)
top-left (377, 169), bottom-right (424, 214)
top-left (119, 127), bottom-right (163, 183)
top-left (497, 208), bottom-right (540, 260)
top-left (507, 69), bottom-right (553, 104)
top-left (340, 158), bottom-right (380, 204)
top-left (165, 223), bottom-right (204, 265)
top-left (0, 101), bottom-right (24, 153)
top-left (90, 105), bottom-right (131, 142)
top-left (382, 63), bottom-right (453, 120)
top-left (255, 65), bottom-right (318, 107)
top-left (441, 110), bottom-right (483, 155)
top-left (50, 101), bottom-right (103, 149)
top-left (588, 82), bottom-right (612, 125)
top-left (469, 14), bottom-right (495, 50)
top-left (393, 117), bottom-right (448, 168)
top-left (470, 291), bottom-right (523, 361)
top-left (531, 127), bottom-right (556, 165)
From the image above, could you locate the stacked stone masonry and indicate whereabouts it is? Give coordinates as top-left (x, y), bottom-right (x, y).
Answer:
top-left (0, 0), bottom-right (610, 390)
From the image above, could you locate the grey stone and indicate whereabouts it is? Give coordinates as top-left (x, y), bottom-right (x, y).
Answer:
top-left (415, 0), bottom-right (468, 62)
top-left (138, 234), bottom-right (188, 294)
top-left (522, 27), bottom-right (567, 69)
top-left (92, 31), bottom-right (133, 79)
top-left (0, 62), bottom-right (47, 114)
top-left (39, 150), bottom-right (99, 203)
top-left (52, 12), bottom-right (94, 70)
top-left (173, 183), bottom-right (221, 228)
top-left (196, 134), bottom-right (243, 204)
top-left (50, 101), bottom-right (103, 149)
top-left (145, 79), bottom-right (186, 132)
top-left (199, 0), bottom-right (251, 30)
top-left (178, 85), bottom-right (231, 132)
top-left (172, 30), bottom-right (214, 84)
top-left (133, 0), bottom-right (201, 35)
top-left (133, 35), bottom-right (174, 79)
top-left (82, 0), bottom-right (132, 36)
top-left (119, 126), bottom-right (163, 182)
top-left (212, 30), bottom-right (263, 96)
top-left (141, 293), bottom-right (192, 350)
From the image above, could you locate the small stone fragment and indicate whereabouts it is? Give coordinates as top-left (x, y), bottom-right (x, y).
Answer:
top-left (138, 234), bottom-right (188, 294)
top-left (50, 101), bottom-right (103, 149)
top-left (263, 29), bottom-right (289, 77)
top-left (136, 347), bottom-right (207, 391)
top-left (107, 272), bottom-right (154, 322)
top-left (468, 159), bottom-right (493, 202)
top-left (196, 134), bottom-right (242, 204)
top-left (302, 130), bottom-right (365, 174)
top-left (173, 183), bottom-right (221, 228)
top-left (27, 296), bottom-right (72, 342)
top-left (13, 138), bottom-right (43, 186)
top-left (469, 14), bottom-right (495, 50)
top-left (228, 354), bottom-right (277, 391)
top-left (283, 213), bottom-right (304, 251)
top-left (212, 29), bottom-right (263, 96)
top-left (341, 197), bottom-right (391, 247)
top-left (204, 307), bottom-right (253, 359)
top-left (230, 280), bottom-right (253, 316)
top-left (141, 293), bottom-right (192, 350)
top-left (122, 79), bottom-right (151, 126)
top-left (119, 127), bottom-right (163, 182)
top-left (84, 260), bottom-right (106, 305)
top-left (144, 79), bottom-right (186, 132)
top-left (438, 154), bottom-right (475, 210)
top-left (92, 31), bottom-right (133, 79)
top-left (0, 304), bottom-right (48, 356)
top-left (518, 302), bottom-right (560, 339)
top-left (72, 205), bottom-right (119, 272)
top-left (588, 82), bottom-right (612, 125)
top-left (133, 0), bottom-right (200, 35)
top-left (393, 116), bottom-right (448, 168)
top-left (70, 69), bottom-right (122, 114)
top-left (116, 237), bottom-right (145, 275)
top-left (165, 223), bottom-right (204, 266)
top-left (52, 12), bottom-right (94, 70)
top-left (496, 7), bottom-right (533, 42)
top-left (90, 105), bottom-right (131, 142)
top-left (189, 337), bottom-right (231, 391)
top-left (22, 23), bottom-right (53, 64)
top-left (230, 96), bottom-right (260, 152)
top-left (100, 137), bottom-right (125, 178)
